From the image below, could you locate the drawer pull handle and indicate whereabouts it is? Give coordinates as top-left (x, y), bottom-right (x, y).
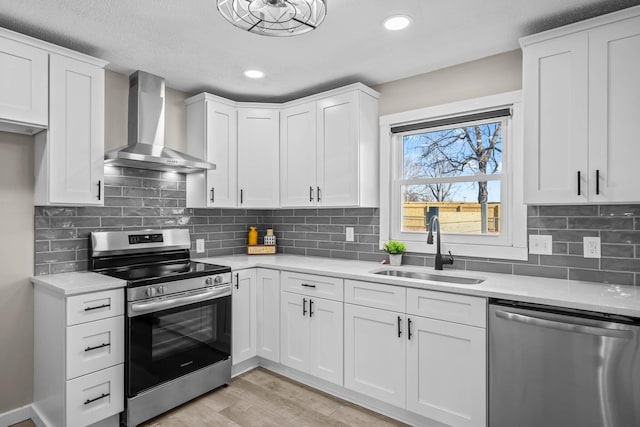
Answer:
top-left (301, 283), bottom-right (316, 288)
top-left (84, 392), bottom-right (110, 405)
top-left (84, 303), bottom-right (110, 312)
top-left (85, 343), bottom-right (110, 352)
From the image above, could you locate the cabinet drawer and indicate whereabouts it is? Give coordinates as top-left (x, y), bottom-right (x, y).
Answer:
top-left (65, 364), bottom-right (124, 427)
top-left (66, 316), bottom-right (124, 380)
top-left (281, 271), bottom-right (343, 301)
top-left (406, 289), bottom-right (486, 328)
top-left (345, 280), bottom-right (405, 312)
top-left (67, 289), bottom-right (124, 326)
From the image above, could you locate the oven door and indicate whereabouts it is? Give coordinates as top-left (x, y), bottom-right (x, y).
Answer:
top-left (126, 289), bottom-right (231, 397)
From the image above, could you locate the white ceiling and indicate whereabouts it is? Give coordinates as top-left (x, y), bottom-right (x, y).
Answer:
top-left (0, 0), bottom-right (638, 102)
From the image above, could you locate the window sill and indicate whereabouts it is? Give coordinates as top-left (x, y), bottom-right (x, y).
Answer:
top-left (382, 240), bottom-right (528, 261)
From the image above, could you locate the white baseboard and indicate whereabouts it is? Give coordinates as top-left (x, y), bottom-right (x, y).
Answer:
top-left (0, 404), bottom-right (31, 427)
top-left (30, 405), bottom-right (47, 427)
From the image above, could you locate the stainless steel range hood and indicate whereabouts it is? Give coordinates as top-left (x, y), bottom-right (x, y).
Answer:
top-left (104, 71), bottom-right (215, 174)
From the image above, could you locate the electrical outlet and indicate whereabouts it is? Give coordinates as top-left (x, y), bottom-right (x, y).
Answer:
top-left (196, 238), bottom-right (205, 253)
top-left (583, 236), bottom-right (601, 258)
top-left (345, 227), bottom-right (355, 242)
top-left (529, 235), bottom-right (552, 255)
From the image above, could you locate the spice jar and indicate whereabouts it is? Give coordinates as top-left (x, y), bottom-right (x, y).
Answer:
top-left (248, 226), bottom-right (258, 246)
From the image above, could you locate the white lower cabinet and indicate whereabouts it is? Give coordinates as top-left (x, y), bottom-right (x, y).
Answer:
top-left (232, 269), bottom-right (257, 365)
top-left (344, 281), bottom-right (487, 427)
top-left (406, 316), bottom-right (486, 427)
top-left (344, 304), bottom-right (406, 407)
top-left (280, 291), bottom-right (343, 385)
top-left (256, 268), bottom-right (280, 362)
top-left (33, 286), bottom-right (124, 427)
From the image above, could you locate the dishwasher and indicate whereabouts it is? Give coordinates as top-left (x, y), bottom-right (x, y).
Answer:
top-left (489, 299), bottom-right (640, 427)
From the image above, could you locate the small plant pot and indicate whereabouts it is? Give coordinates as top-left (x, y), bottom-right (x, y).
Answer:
top-left (389, 254), bottom-right (403, 266)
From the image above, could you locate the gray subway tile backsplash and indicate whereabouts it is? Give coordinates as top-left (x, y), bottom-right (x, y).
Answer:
top-left (33, 166), bottom-right (640, 286)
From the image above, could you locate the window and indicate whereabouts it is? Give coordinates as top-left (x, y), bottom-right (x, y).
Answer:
top-left (380, 92), bottom-right (527, 260)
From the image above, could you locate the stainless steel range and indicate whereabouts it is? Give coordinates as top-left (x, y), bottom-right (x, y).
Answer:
top-left (90, 229), bottom-right (232, 427)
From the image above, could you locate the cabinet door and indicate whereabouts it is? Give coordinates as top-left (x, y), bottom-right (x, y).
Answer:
top-left (47, 54), bottom-right (105, 205)
top-left (0, 36), bottom-right (48, 127)
top-left (522, 33), bottom-right (589, 204)
top-left (232, 269), bottom-right (257, 365)
top-left (308, 297), bottom-right (343, 386)
top-left (280, 291), bottom-right (309, 372)
top-left (237, 108), bottom-right (279, 208)
top-left (280, 102), bottom-right (317, 207)
top-left (344, 304), bottom-right (406, 407)
top-left (256, 269), bottom-right (280, 362)
top-left (316, 92), bottom-right (359, 206)
top-left (407, 316), bottom-right (486, 427)
top-left (589, 16), bottom-right (640, 203)
top-left (206, 100), bottom-right (238, 207)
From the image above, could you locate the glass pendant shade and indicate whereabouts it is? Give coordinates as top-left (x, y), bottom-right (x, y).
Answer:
top-left (217, 0), bottom-right (327, 36)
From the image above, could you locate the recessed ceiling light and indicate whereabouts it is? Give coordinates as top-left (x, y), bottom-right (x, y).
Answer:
top-left (244, 69), bottom-right (265, 79)
top-left (383, 15), bottom-right (412, 31)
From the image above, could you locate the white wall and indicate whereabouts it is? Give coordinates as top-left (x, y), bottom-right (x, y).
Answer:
top-left (373, 50), bottom-right (522, 115)
top-left (0, 131), bottom-right (35, 413)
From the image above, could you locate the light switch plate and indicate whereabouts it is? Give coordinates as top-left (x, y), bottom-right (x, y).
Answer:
top-left (583, 236), bottom-right (601, 258)
top-left (196, 239), bottom-right (205, 253)
top-left (529, 234), bottom-right (552, 255)
top-left (345, 227), bottom-right (355, 242)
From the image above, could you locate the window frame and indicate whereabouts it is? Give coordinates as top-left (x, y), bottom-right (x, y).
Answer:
top-left (379, 91), bottom-right (528, 261)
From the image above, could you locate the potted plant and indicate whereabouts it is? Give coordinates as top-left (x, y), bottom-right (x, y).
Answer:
top-left (383, 240), bottom-right (406, 266)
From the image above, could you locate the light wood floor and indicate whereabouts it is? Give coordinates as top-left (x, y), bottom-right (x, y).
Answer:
top-left (13, 368), bottom-right (408, 427)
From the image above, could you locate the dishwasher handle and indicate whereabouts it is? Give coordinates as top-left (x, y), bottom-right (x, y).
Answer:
top-left (495, 310), bottom-right (633, 339)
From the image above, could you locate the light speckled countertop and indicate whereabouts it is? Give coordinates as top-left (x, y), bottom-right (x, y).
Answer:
top-left (197, 254), bottom-right (640, 317)
top-left (31, 271), bottom-right (126, 296)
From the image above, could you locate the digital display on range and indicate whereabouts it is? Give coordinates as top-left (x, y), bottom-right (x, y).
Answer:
top-left (128, 234), bottom-right (164, 244)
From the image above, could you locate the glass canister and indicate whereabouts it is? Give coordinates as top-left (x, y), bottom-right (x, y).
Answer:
top-left (248, 226), bottom-right (258, 246)
top-left (264, 228), bottom-right (276, 246)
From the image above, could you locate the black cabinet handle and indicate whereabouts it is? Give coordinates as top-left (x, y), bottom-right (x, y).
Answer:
top-left (84, 304), bottom-right (110, 312)
top-left (84, 392), bottom-right (110, 405)
top-left (577, 171), bottom-right (581, 196)
top-left (408, 318), bottom-right (412, 340)
top-left (596, 170), bottom-right (600, 195)
top-left (309, 299), bottom-right (314, 317)
top-left (235, 273), bottom-right (239, 289)
top-left (397, 316), bottom-right (402, 338)
top-left (317, 186), bottom-right (321, 202)
top-left (303, 298), bottom-right (307, 316)
top-left (309, 186), bottom-right (314, 202)
top-left (210, 187), bottom-right (215, 203)
top-left (85, 343), bottom-right (110, 352)
top-left (301, 283), bottom-right (316, 288)
top-left (97, 180), bottom-right (101, 200)
top-left (240, 189), bottom-right (244, 204)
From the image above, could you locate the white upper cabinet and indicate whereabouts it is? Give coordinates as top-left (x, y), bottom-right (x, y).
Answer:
top-left (0, 30), bottom-right (48, 132)
top-left (187, 83), bottom-right (379, 209)
top-left (522, 7), bottom-right (640, 204)
top-left (280, 87), bottom-right (380, 208)
top-left (186, 95), bottom-right (238, 208)
top-left (35, 53), bottom-right (106, 206)
top-left (280, 102), bottom-right (317, 207)
top-left (588, 15), bottom-right (640, 203)
top-left (237, 107), bottom-right (280, 208)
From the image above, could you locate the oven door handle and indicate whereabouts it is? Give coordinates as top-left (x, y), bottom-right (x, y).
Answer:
top-left (128, 285), bottom-right (231, 317)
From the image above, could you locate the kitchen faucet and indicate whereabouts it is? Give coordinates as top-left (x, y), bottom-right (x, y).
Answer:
top-left (427, 215), bottom-right (454, 270)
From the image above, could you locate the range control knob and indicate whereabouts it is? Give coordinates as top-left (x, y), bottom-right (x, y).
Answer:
top-left (214, 275), bottom-right (223, 285)
top-left (205, 277), bottom-right (213, 286)
top-left (157, 285), bottom-right (165, 295)
top-left (146, 287), bottom-right (157, 297)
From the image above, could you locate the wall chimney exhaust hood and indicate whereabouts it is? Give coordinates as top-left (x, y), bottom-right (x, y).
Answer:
top-left (104, 71), bottom-right (215, 174)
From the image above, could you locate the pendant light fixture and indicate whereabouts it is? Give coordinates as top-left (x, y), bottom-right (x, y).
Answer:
top-left (217, 0), bottom-right (327, 36)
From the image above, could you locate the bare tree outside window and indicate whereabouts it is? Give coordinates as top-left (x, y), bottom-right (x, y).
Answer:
top-left (402, 121), bottom-right (503, 234)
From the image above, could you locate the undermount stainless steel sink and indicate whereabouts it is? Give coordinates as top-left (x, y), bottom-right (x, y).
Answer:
top-left (373, 269), bottom-right (484, 285)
